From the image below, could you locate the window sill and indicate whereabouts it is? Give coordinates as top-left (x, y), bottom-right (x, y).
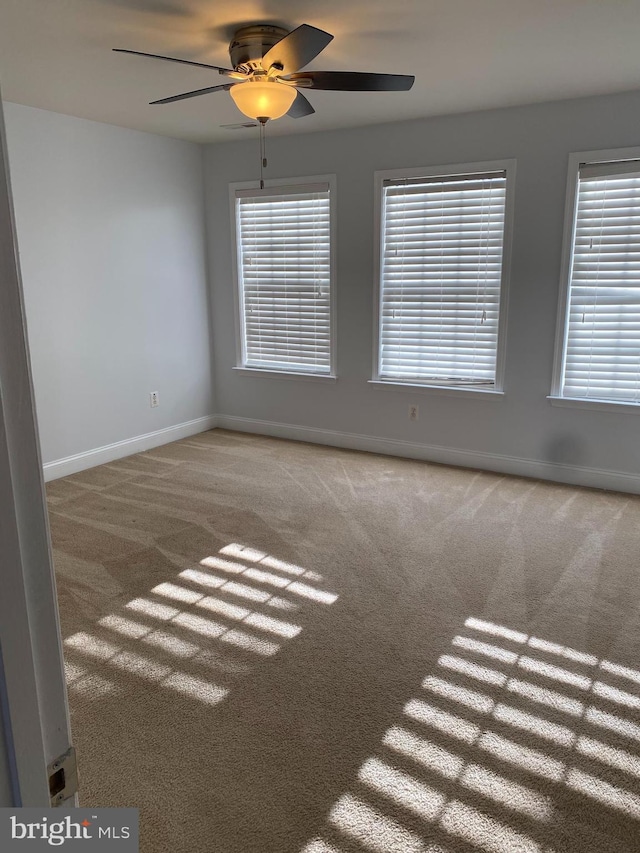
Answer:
top-left (368, 380), bottom-right (505, 399)
top-left (547, 395), bottom-right (640, 414)
top-left (233, 367), bottom-right (337, 383)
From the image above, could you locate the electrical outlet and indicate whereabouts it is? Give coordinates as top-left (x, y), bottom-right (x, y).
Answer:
top-left (408, 404), bottom-right (419, 421)
top-left (150, 391), bottom-right (159, 408)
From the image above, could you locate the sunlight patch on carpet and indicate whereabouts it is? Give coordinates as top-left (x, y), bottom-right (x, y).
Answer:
top-left (452, 635), bottom-right (518, 665)
top-left (329, 794), bottom-right (425, 853)
top-left (64, 542), bottom-right (336, 710)
top-left (300, 618), bottom-right (640, 853)
top-left (438, 655), bottom-right (508, 688)
top-left (422, 675), bottom-right (495, 714)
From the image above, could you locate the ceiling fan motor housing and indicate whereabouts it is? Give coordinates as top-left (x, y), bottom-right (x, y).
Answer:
top-left (229, 25), bottom-right (289, 73)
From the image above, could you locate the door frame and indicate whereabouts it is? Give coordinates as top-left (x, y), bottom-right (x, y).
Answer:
top-left (0, 89), bottom-right (73, 806)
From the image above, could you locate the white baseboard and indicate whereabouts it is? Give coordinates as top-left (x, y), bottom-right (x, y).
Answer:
top-left (43, 412), bottom-right (640, 494)
top-left (43, 415), bottom-right (218, 481)
top-left (216, 415), bottom-right (640, 495)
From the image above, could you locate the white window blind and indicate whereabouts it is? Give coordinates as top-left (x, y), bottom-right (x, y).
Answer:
top-left (561, 161), bottom-right (640, 403)
top-left (379, 171), bottom-right (507, 385)
top-left (235, 183), bottom-right (332, 375)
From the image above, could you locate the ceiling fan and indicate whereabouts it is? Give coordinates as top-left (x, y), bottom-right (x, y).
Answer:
top-left (114, 23), bottom-right (415, 123)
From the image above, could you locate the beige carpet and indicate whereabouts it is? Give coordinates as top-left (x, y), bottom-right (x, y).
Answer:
top-left (47, 429), bottom-right (640, 853)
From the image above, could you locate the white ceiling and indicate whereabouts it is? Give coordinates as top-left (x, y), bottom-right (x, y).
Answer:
top-left (1, 0), bottom-right (640, 144)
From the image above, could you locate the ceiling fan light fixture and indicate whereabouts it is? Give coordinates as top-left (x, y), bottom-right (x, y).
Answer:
top-left (229, 78), bottom-right (296, 121)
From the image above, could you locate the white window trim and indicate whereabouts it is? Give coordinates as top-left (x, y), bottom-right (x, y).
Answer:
top-left (372, 159), bottom-right (516, 394)
top-left (229, 174), bottom-right (337, 379)
top-left (232, 366), bottom-right (336, 383)
top-left (368, 379), bottom-right (504, 400)
top-left (551, 145), bottom-right (640, 412)
top-left (547, 395), bottom-right (640, 414)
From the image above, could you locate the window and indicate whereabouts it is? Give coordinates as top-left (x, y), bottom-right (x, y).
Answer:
top-left (554, 154), bottom-right (640, 406)
top-left (232, 179), bottom-right (334, 377)
top-left (374, 162), bottom-right (513, 391)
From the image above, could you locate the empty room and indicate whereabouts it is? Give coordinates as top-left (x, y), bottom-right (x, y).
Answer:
top-left (2, 1), bottom-right (640, 852)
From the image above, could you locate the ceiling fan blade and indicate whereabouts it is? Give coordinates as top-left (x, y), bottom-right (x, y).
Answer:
top-left (150, 83), bottom-right (232, 105)
top-left (220, 122), bottom-right (259, 130)
top-left (287, 91), bottom-right (315, 118)
top-left (113, 48), bottom-right (236, 76)
top-left (285, 71), bottom-right (415, 91)
top-left (261, 25), bottom-right (333, 75)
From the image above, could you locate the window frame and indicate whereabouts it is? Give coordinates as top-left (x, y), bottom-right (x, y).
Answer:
top-left (229, 174), bottom-right (337, 381)
top-left (372, 159), bottom-right (516, 396)
top-left (550, 146), bottom-right (640, 413)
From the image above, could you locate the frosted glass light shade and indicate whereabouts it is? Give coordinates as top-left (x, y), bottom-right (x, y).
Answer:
top-left (230, 80), bottom-right (296, 120)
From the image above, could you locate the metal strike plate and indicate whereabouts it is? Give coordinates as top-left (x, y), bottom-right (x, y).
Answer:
top-left (48, 746), bottom-right (78, 806)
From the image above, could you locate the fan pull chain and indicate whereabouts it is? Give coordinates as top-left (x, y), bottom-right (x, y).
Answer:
top-left (258, 119), bottom-right (268, 189)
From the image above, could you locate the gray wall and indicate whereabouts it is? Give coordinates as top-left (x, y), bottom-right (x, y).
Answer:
top-left (4, 103), bottom-right (214, 465)
top-left (205, 89), bottom-right (640, 486)
top-left (5, 91), bottom-right (640, 486)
